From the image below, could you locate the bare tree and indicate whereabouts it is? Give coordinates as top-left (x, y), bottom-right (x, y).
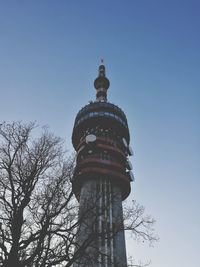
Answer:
top-left (0, 122), bottom-right (157, 267)
top-left (125, 201), bottom-right (157, 267)
top-left (124, 200), bottom-right (156, 244)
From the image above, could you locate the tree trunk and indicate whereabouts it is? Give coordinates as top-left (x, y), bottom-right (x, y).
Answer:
top-left (5, 211), bottom-right (24, 267)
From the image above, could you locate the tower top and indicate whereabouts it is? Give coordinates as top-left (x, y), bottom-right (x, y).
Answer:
top-left (94, 63), bottom-right (110, 101)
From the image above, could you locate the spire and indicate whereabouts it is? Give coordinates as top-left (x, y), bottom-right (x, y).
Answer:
top-left (94, 61), bottom-right (110, 101)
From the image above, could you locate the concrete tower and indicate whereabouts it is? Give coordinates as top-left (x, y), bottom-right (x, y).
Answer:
top-left (72, 64), bottom-right (133, 267)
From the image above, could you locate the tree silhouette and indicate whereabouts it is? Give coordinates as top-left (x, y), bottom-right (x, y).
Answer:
top-left (0, 122), bottom-right (157, 267)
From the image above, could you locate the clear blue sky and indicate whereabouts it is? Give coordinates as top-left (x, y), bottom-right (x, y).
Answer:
top-left (0, 1), bottom-right (199, 266)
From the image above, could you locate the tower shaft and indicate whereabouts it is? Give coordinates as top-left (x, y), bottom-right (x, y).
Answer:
top-left (74, 178), bottom-right (127, 266)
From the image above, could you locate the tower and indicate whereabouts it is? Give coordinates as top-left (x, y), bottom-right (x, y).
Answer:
top-left (72, 64), bottom-right (133, 267)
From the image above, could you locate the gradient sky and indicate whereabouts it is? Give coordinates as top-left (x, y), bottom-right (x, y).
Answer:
top-left (0, 1), bottom-right (199, 266)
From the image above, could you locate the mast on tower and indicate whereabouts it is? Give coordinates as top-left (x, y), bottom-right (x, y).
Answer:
top-left (94, 63), bottom-right (110, 101)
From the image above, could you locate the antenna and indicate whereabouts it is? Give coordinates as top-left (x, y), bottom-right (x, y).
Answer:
top-left (129, 171), bottom-right (135, 182)
top-left (85, 134), bottom-right (97, 144)
top-left (128, 145), bottom-right (134, 156)
top-left (122, 138), bottom-right (128, 148)
top-left (126, 160), bottom-right (133, 170)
